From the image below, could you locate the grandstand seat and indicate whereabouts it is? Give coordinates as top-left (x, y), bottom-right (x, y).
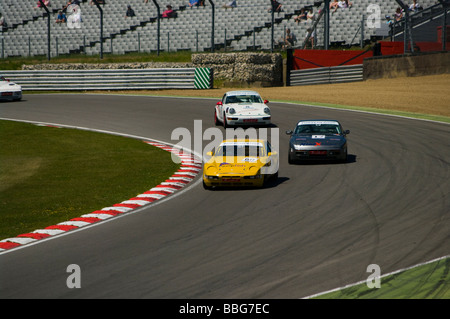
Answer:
top-left (0, 0), bottom-right (442, 56)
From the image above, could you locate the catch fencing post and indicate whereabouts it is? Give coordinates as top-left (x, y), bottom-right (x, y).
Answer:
top-left (92, 0), bottom-right (104, 59)
top-left (438, 0), bottom-right (448, 51)
top-left (208, 0), bottom-right (215, 52)
top-left (324, 0), bottom-right (330, 50)
top-left (38, 0), bottom-right (51, 60)
top-left (152, 0), bottom-right (160, 55)
top-left (395, 0), bottom-right (414, 53)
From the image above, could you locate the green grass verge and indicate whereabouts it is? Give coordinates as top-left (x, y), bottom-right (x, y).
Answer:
top-left (0, 119), bottom-right (180, 239)
top-left (0, 51), bottom-right (193, 70)
top-left (288, 101), bottom-right (450, 124)
top-left (313, 257), bottom-right (450, 299)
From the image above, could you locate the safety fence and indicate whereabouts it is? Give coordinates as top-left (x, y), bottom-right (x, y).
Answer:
top-left (289, 64), bottom-right (363, 86)
top-left (1, 68), bottom-right (213, 91)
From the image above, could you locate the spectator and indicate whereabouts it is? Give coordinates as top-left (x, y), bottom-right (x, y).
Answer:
top-left (294, 8), bottom-right (307, 24)
top-left (90, 0), bottom-right (105, 5)
top-left (394, 7), bottom-right (403, 21)
top-left (409, 0), bottom-right (422, 12)
top-left (306, 27), bottom-right (315, 49)
top-left (385, 15), bottom-right (394, 27)
top-left (0, 13), bottom-right (7, 32)
top-left (162, 5), bottom-right (176, 18)
top-left (307, 8), bottom-right (315, 22)
top-left (337, 0), bottom-right (352, 10)
top-left (189, 0), bottom-right (199, 8)
top-left (64, 0), bottom-right (79, 7)
top-left (268, 0), bottom-right (282, 13)
top-left (35, 0), bottom-right (51, 9)
top-left (283, 28), bottom-right (296, 49)
top-left (63, 0), bottom-right (80, 12)
top-left (222, 0), bottom-right (237, 9)
top-left (330, 0), bottom-right (339, 12)
top-left (125, 5), bottom-right (136, 18)
top-left (56, 10), bottom-right (67, 23)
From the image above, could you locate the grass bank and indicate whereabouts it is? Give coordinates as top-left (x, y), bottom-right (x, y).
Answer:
top-left (312, 256), bottom-right (450, 299)
top-left (0, 119), bottom-right (179, 239)
top-left (0, 51), bottom-right (193, 70)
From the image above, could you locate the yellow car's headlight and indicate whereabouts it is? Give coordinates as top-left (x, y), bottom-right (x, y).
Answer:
top-left (248, 166), bottom-right (260, 174)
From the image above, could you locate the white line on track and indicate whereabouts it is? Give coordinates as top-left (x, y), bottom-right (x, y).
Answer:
top-left (302, 254), bottom-right (450, 299)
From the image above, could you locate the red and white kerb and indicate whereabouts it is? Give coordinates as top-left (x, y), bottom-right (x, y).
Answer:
top-left (0, 140), bottom-right (201, 252)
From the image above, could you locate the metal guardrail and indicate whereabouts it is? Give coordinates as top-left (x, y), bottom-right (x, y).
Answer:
top-left (289, 64), bottom-right (364, 86)
top-left (1, 68), bottom-right (213, 91)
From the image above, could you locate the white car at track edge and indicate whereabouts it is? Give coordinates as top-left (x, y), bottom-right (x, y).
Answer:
top-left (214, 90), bottom-right (271, 128)
top-left (0, 75), bottom-right (22, 102)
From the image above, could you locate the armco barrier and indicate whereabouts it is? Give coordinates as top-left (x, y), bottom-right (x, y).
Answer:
top-left (1, 68), bottom-right (213, 91)
top-left (289, 64), bottom-right (363, 86)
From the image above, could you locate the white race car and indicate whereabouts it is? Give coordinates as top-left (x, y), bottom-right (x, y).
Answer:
top-left (0, 75), bottom-right (22, 102)
top-left (214, 90), bottom-right (271, 128)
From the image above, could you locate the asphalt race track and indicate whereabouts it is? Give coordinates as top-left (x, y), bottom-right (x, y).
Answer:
top-left (0, 93), bottom-right (449, 298)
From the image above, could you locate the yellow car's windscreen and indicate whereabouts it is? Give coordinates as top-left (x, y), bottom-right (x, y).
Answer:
top-left (215, 145), bottom-right (265, 157)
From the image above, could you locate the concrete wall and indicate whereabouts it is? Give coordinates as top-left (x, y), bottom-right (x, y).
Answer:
top-left (363, 51), bottom-right (450, 80)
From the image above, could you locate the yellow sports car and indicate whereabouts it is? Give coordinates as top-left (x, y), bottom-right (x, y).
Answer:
top-left (203, 139), bottom-right (278, 189)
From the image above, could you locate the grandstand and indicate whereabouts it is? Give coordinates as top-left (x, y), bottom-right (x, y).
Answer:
top-left (0, 0), bottom-right (445, 58)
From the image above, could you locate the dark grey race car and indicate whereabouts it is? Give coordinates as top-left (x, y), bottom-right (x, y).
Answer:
top-left (286, 120), bottom-right (350, 163)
